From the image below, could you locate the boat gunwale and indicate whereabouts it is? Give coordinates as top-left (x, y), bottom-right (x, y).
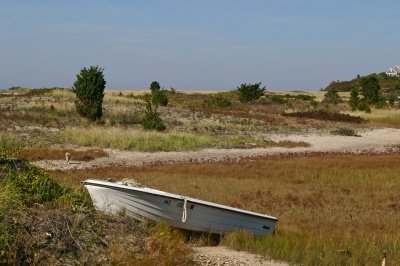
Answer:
top-left (83, 179), bottom-right (278, 221)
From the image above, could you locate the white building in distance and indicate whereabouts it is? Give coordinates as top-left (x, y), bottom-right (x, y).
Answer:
top-left (386, 66), bottom-right (400, 77)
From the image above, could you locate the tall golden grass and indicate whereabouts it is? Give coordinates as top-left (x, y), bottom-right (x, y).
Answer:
top-left (59, 127), bottom-right (308, 151)
top-left (51, 153), bottom-right (400, 265)
top-left (346, 109), bottom-right (400, 128)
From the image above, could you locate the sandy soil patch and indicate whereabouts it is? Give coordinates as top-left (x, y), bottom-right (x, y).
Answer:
top-left (193, 246), bottom-right (288, 266)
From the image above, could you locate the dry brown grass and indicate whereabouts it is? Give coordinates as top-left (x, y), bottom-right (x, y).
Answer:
top-left (50, 153), bottom-right (400, 264)
top-left (17, 148), bottom-right (108, 161)
top-left (50, 153), bottom-right (400, 234)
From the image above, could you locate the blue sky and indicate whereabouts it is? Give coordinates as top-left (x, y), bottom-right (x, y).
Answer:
top-left (1, 0), bottom-right (399, 91)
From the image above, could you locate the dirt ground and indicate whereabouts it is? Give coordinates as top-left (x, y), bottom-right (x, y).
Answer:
top-left (33, 128), bottom-right (400, 171)
top-left (193, 246), bottom-right (288, 266)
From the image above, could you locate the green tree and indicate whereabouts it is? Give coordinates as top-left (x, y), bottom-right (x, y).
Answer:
top-left (348, 88), bottom-right (360, 111)
top-left (150, 81), bottom-right (161, 93)
top-left (323, 88), bottom-right (341, 104)
top-left (72, 66), bottom-right (106, 121)
top-left (359, 76), bottom-right (380, 104)
top-left (237, 82), bottom-right (266, 102)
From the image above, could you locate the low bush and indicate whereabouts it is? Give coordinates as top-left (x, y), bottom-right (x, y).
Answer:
top-left (202, 95), bottom-right (232, 108)
top-left (269, 95), bottom-right (288, 104)
top-left (282, 110), bottom-right (365, 123)
top-left (236, 82), bottom-right (266, 102)
top-left (152, 90), bottom-right (169, 106)
top-left (331, 127), bottom-right (361, 137)
top-left (142, 100), bottom-right (166, 131)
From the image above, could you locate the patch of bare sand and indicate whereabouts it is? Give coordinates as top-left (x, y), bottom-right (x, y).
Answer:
top-left (193, 246), bottom-right (288, 266)
top-left (32, 128), bottom-right (400, 171)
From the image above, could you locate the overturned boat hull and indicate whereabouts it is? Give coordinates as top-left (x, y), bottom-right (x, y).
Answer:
top-left (84, 179), bottom-right (278, 236)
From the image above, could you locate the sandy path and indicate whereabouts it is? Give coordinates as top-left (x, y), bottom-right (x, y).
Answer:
top-left (33, 128), bottom-right (400, 171)
top-left (193, 246), bottom-right (288, 266)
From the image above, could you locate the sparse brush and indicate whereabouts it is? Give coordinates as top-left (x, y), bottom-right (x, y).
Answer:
top-left (282, 110), bottom-right (365, 123)
top-left (202, 95), bottom-right (232, 108)
top-left (331, 127), bottom-right (361, 137)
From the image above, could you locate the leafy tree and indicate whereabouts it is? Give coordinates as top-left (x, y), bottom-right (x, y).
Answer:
top-left (150, 81), bottom-right (161, 93)
top-left (323, 88), bottom-right (341, 104)
top-left (359, 76), bottom-right (380, 104)
top-left (142, 97), bottom-right (166, 131)
top-left (72, 66), bottom-right (106, 121)
top-left (236, 82), bottom-right (266, 102)
top-left (348, 88), bottom-right (360, 111)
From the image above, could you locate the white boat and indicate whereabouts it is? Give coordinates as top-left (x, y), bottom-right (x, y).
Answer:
top-left (83, 179), bottom-right (278, 236)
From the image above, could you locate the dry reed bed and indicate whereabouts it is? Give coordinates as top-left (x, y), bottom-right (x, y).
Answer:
top-left (51, 153), bottom-right (400, 265)
top-left (58, 127), bottom-right (309, 152)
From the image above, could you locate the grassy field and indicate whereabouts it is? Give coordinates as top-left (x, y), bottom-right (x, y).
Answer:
top-left (51, 153), bottom-right (400, 265)
top-left (1, 87), bottom-right (400, 265)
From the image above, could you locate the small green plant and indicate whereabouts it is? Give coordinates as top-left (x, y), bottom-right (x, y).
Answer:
top-left (388, 93), bottom-right (396, 107)
top-left (323, 88), bottom-right (341, 104)
top-left (349, 88), bottom-right (360, 111)
top-left (309, 98), bottom-right (318, 109)
top-left (142, 98), bottom-right (166, 131)
top-left (72, 66), bottom-right (106, 121)
top-left (152, 90), bottom-right (169, 106)
top-left (357, 100), bottom-right (371, 113)
top-left (236, 82), bottom-right (266, 102)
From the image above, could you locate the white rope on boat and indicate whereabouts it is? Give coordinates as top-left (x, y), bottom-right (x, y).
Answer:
top-left (182, 197), bottom-right (187, 223)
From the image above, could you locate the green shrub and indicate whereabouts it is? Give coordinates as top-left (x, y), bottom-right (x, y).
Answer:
top-left (294, 94), bottom-right (316, 101)
top-left (309, 98), bottom-right (318, 109)
top-left (7, 164), bottom-right (67, 206)
top-left (349, 88), bottom-right (360, 111)
top-left (203, 95), bottom-right (232, 108)
top-left (360, 76), bottom-right (381, 104)
top-left (142, 99), bottom-right (166, 131)
top-left (375, 95), bottom-right (387, 108)
top-left (358, 100), bottom-right (371, 113)
top-left (236, 82), bottom-right (266, 102)
top-left (388, 94), bottom-right (396, 107)
top-left (270, 95), bottom-right (287, 104)
top-left (152, 90), bottom-right (169, 106)
top-left (72, 66), bottom-right (106, 121)
top-left (323, 88), bottom-right (341, 104)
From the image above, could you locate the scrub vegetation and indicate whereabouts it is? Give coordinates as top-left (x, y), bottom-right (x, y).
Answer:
top-left (1, 84), bottom-right (400, 265)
